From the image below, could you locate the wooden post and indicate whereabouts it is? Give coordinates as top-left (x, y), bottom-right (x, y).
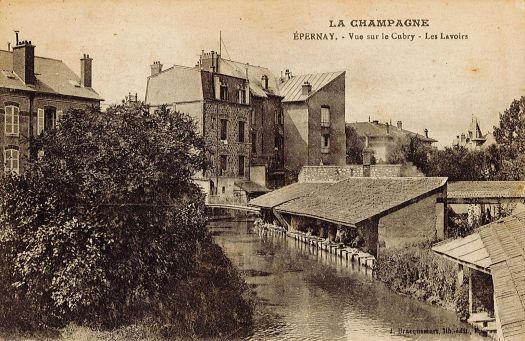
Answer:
top-left (468, 269), bottom-right (473, 315)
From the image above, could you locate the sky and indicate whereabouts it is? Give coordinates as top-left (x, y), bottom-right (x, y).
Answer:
top-left (1, 0), bottom-right (524, 147)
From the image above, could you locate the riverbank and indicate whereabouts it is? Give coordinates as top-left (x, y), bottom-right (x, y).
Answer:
top-left (375, 242), bottom-right (469, 319)
top-left (254, 220), bottom-right (469, 321)
top-left (0, 239), bottom-right (255, 340)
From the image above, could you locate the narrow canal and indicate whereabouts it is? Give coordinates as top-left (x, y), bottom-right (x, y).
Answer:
top-left (210, 217), bottom-right (488, 341)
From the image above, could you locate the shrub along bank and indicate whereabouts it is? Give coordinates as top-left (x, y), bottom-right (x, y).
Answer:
top-left (375, 242), bottom-right (469, 319)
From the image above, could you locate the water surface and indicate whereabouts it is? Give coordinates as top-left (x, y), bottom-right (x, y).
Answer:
top-left (211, 218), bottom-right (487, 341)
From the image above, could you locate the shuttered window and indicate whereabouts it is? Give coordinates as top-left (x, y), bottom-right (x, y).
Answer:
top-left (37, 109), bottom-right (45, 135)
top-left (4, 105), bottom-right (19, 135)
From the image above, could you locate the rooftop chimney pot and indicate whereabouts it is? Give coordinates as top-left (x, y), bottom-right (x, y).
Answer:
top-left (12, 38), bottom-right (35, 84)
top-left (397, 120), bottom-right (402, 129)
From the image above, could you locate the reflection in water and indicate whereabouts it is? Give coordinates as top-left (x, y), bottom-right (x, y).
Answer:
top-left (211, 218), bottom-right (487, 341)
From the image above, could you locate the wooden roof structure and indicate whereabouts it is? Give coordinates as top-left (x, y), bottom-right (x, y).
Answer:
top-left (433, 212), bottom-right (525, 341)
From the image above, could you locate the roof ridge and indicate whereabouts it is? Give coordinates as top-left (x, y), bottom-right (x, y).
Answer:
top-left (0, 49), bottom-right (62, 62)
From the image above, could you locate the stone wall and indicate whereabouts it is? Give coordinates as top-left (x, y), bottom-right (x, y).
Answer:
top-left (298, 164), bottom-right (405, 183)
top-left (378, 193), bottom-right (442, 248)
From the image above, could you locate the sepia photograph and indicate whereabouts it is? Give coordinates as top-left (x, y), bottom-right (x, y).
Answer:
top-left (0, 0), bottom-right (524, 340)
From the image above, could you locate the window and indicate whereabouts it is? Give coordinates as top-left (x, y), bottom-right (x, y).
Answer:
top-left (321, 134), bottom-right (330, 153)
top-left (220, 82), bottom-right (228, 101)
top-left (238, 155), bottom-right (245, 177)
top-left (219, 155), bottom-right (227, 175)
top-left (251, 108), bottom-right (256, 124)
top-left (238, 121), bottom-right (245, 143)
top-left (56, 110), bottom-right (64, 127)
top-left (4, 148), bottom-right (19, 174)
top-left (321, 106), bottom-right (330, 127)
top-left (274, 135), bottom-right (283, 151)
top-left (4, 105), bottom-right (19, 135)
top-left (220, 119), bottom-right (227, 141)
top-left (238, 88), bottom-right (246, 104)
top-left (274, 110), bottom-right (278, 124)
top-left (251, 132), bottom-right (257, 153)
top-left (37, 107), bottom-right (57, 134)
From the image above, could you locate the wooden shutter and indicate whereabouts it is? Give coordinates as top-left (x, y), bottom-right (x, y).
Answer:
top-left (14, 106), bottom-right (19, 135)
top-left (214, 76), bottom-right (221, 100)
top-left (37, 109), bottom-right (44, 135)
top-left (56, 110), bottom-right (63, 127)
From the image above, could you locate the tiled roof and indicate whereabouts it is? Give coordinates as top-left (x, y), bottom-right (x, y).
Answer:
top-left (448, 181), bottom-right (525, 199)
top-left (220, 59), bottom-right (280, 98)
top-left (234, 180), bottom-right (270, 194)
top-left (248, 182), bottom-right (330, 209)
top-left (145, 65), bottom-right (203, 106)
top-left (347, 122), bottom-right (437, 143)
top-left (275, 177), bottom-right (447, 226)
top-left (0, 50), bottom-right (102, 101)
top-left (279, 71), bottom-right (345, 102)
top-left (433, 212), bottom-right (525, 341)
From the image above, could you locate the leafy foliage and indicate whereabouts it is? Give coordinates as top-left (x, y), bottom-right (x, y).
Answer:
top-left (345, 125), bottom-right (364, 164)
top-left (0, 103), bottom-right (210, 330)
top-left (376, 243), bottom-right (467, 317)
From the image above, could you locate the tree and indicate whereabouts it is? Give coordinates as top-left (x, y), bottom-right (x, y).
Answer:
top-left (345, 125), bottom-right (364, 164)
top-left (493, 96), bottom-right (525, 157)
top-left (0, 102), bottom-right (208, 329)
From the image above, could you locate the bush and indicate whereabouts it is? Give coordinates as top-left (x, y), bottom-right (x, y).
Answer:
top-left (375, 243), bottom-right (459, 310)
top-left (0, 103), bottom-right (252, 336)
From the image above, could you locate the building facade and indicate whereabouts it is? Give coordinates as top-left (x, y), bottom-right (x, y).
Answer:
top-left (145, 51), bottom-right (346, 200)
top-left (280, 71), bottom-right (346, 173)
top-left (1, 38), bottom-right (102, 175)
top-left (347, 119), bottom-right (437, 163)
top-left (452, 116), bottom-right (496, 150)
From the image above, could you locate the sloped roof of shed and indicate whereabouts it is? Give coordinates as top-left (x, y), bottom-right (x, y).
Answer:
top-left (447, 181), bottom-right (525, 199)
top-left (0, 49), bottom-right (102, 101)
top-left (248, 182), bottom-right (330, 209)
top-left (433, 212), bottom-right (525, 341)
top-left (279, 71), bottom-right (345, 102)
top-left (274, 177), bottom-right (447, 226)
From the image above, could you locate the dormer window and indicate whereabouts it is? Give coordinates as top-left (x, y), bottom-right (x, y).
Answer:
top-left (220, 81), bottom-right (228, 101)
top-left (261, 75), bottom-right (269, 90)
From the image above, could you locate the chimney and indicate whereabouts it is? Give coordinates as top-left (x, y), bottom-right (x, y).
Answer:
top-left (386, 122), bottom-right (389, 134)
top-left (261, 75), bottom-right (269, 90)
top-left (301, 81), bottom-right (312, 95)
top-left (80, 54), bottom-right (93, 88)
top-left (424, 128), bottom-right (429, 138)
top-left (397, 120), bottom-right (402, 129)
top-left (285, 69), bottom-right (292, 79)
top-left (199, 50), bottom-right (220, 73)
top-left (13, 40), bottom-right (35, 85)
top-left (150, 61), bottom-right (162, 76)
top-left (362, 135), bottom-right (374, 177)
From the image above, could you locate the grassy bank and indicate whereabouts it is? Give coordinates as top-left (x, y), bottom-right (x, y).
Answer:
top-left (375, 242), bottom-right (469, 320)
top-left (0, 240), bottom-right (255, 340)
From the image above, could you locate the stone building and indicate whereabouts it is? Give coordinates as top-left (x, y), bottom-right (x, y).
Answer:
top-left (347, 119), bottom-right (437, 163)
top-left (452, 115), bottom-right (496, 150)
top-left (280, 71), bottom-right (346, 172)
top-left (145, 51), bottom-right (346, 200)
top-left (1, 38), bottom-right (102, 175)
